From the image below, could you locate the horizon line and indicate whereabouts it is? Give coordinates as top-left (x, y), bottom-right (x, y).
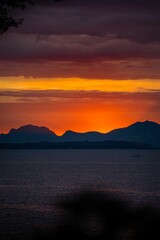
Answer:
top-left (1, 119), bottom-right (159, 136)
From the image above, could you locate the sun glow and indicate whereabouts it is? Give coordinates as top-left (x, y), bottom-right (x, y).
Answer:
top-left (0, 77), bottom-right (159, 134)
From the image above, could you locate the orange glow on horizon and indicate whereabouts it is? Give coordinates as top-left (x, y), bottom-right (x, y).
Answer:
top-left (0, 98), bottom-right (159, 135)
top-left (0, 77), bottom-right (159, 134)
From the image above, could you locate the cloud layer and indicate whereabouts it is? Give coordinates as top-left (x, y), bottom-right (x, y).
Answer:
top-left (0, 0), bottom-right (159, 79)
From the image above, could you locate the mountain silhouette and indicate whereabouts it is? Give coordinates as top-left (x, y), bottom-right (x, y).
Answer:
top-left (0, 121), bottom-right (159, 147)
top-left (0, 124), bottom-right (58, 143)
top-left (104, 121), bottom-right (160, 148)
top-left (61, 130), bottom-right (106, 142)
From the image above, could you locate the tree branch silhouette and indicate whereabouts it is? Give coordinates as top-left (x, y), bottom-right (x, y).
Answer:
top-left (0, 0), bottom-right (33, 34)
top-left (0, 0), bottom-right (64, 34)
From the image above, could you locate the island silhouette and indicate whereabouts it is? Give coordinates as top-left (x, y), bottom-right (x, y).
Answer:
top-left (0, 121), bottom-right (159, 148)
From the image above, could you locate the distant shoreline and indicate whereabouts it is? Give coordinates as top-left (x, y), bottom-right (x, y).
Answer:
top-left (0, 141), bottom-right (155, 150)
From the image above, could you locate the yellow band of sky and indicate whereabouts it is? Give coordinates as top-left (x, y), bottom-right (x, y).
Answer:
top-left (0, 77), bottom-right (160, 92)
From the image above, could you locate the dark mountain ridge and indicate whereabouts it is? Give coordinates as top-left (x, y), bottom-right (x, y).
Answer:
top-left (0, 121), bottom-right (160, 148)
top-left (104, 121), bottom-right (160, 148)
top-left (9, 124), bottom-right (55, 135)
top-left (61, 130), bottom-right (106, 142)
top-left (0, 124), bottom-right (57, 143)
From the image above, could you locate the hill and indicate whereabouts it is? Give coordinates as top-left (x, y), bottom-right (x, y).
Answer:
top-left (0, 124), bottom-right (58, 143)
top-left (104, 121), bottom-right (160, 148)
top-left (0, 121), bottom-right (159, 148)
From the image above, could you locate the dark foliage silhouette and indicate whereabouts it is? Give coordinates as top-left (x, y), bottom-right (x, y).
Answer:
top-left (33, 190), bottom-right (160, 240)
top-left (0, 0), bottom-right (62, 34)
top-left (0, 0), bottom-right (32, 34)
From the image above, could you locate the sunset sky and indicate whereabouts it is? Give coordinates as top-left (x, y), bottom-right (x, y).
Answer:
top-left (0, 0), bottom-right (160, 135)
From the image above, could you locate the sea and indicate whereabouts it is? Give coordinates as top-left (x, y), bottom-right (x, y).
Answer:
top-left (0, 149), bottom-right (160, 239)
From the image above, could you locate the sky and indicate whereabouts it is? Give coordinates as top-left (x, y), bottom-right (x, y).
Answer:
top-left (0, 0), bottom-right (160, 135)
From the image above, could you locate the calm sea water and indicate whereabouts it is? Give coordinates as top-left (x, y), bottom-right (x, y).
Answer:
top-left (0, 149), bottom-right (160, 239)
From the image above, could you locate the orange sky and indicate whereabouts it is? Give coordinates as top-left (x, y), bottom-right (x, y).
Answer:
top-left (0, 1), bottom-right (160, 135)
top-left (0, 77), bottom-right (159, 134)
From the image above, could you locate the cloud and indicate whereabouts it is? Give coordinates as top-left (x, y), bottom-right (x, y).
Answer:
top-left (0, 0), bottom-right (159, 79)
top-left (0, 33), bottom-right (160, 61)
top-left (0, 58), bottom-right (160, 79)
top-left (35, 0), bottom-right (160, 11)
top-left (13, 0), bottom-right (160, 44)
top-left (0, 89), bottom-right (159, 103)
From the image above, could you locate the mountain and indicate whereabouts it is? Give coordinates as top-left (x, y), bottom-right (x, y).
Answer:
top-left (60, 121), bottom-right (160, 147)
top-left (61, 130), bottom-right (106, 142)
top-left (104, 121), bottom-right (160, 148)
top-left (0, 121), bottom-right (160, 148)
top-left (0, 125), bottom-right (58, 143)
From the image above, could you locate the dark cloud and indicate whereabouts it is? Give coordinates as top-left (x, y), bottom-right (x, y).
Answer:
top-left (36, 0), bottom-right (160, 11)
top-left (0, 59), bottom-right (160, 79)
top-left (0, 0), bottom-right (159, 78)
top-left (0, 89), bottom-right (160, 101)
top-left (0, 33), bottom-right (160, 61)
top-left (14, 1), bottom-right (160, 44)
